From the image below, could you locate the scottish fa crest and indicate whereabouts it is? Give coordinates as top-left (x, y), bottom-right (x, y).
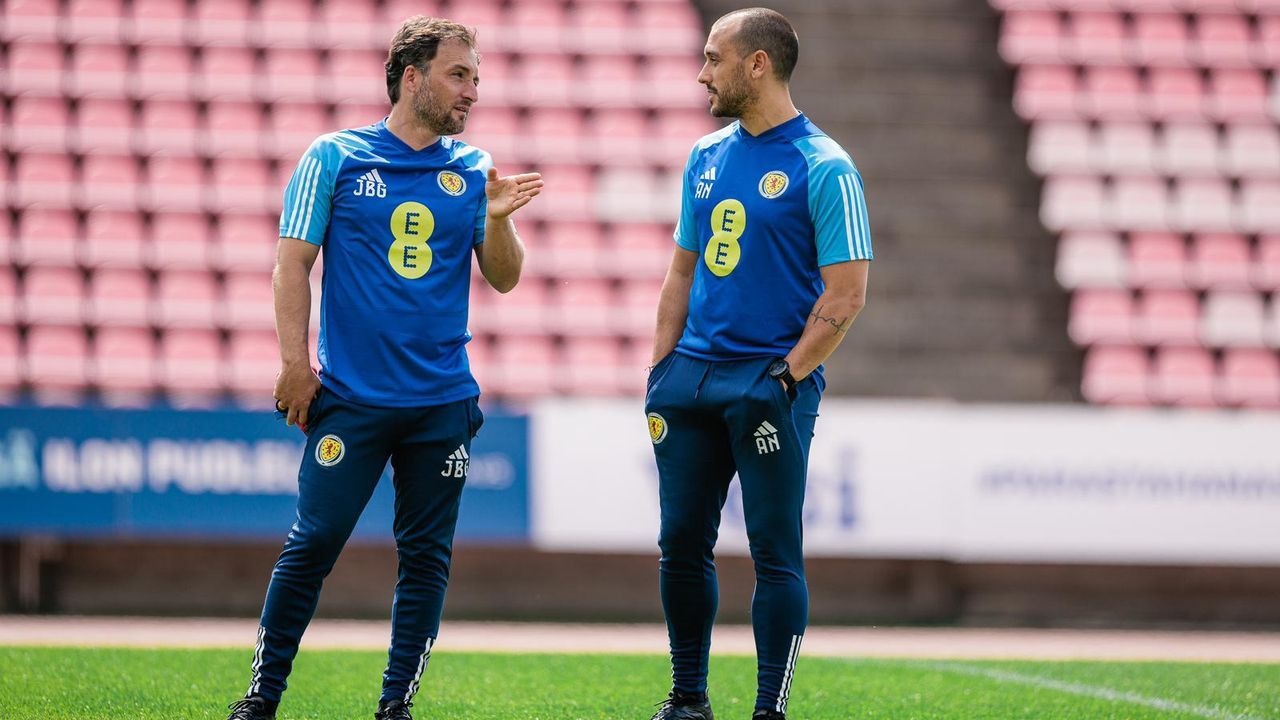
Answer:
top-left (315, 435), bottom-right (345, 467)
top-left (437, 170), bottom-right (466, 196)
top-left (759, 171), bottom-right (788, 199)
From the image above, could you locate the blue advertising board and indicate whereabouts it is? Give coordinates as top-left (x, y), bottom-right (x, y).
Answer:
top-left (0, 406), bottom-right (529, 542)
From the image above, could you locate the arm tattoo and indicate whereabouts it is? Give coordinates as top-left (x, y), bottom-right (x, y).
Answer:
top-left (810, 304), bottom-right (852, 334)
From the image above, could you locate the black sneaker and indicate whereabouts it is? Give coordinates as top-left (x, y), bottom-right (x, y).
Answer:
top-left (650, 690), bottom-right (714, 720)
top-left (375, 698), bottom-right (414, 720)
top-left (226, 696), bottom-right (277, 720)
top-left (752, 709), bottom-right (785, 720)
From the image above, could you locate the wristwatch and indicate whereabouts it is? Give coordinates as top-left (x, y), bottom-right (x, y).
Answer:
top-left (768, 358), bottom-right (797, 397)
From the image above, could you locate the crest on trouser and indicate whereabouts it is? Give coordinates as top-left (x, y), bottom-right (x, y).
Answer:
top-left (316, 434), bottom-right (345, 466)
top-left (647, 412), bottom-right (668, 444)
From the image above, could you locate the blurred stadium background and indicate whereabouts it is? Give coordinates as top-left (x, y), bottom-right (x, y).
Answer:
top-left (1, 0), bottom-right (1278, 631)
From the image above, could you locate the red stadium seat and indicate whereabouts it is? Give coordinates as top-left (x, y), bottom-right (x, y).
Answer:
top-left (1218, 348), bottom-right (1280, 408)
top-left (253, 0), bottom-right (317, 49)
top-left (1109, 177), bottom-right (1169, 231)
top-left (143, 155), bottom-right (206, 212)
top-left (325, 49), bottom-right (387, 105)
top-left (1014, 65), bottom-right (1079, 120)
top-left (81, 155), bottom-right (143, 210)
top-left (317, 0), bottom-right (382, 49)
top-left (1127, 231), bottom-right (1188, 288)
top-left (93, 326), bottom-right (158, 400)
top-left (209, 158), bottom-right (275, 214)
top-left (1134, 289), bottom-right (1200, 346)
top-left (127, 0), bottom-right (189, 45)
top-left (1131, 13), bottom-right (1192, 67)
top-left (1041, 176), bottom-right (1105, 231)
top-left (1206, 69), bottom-right (1269, 122)
top-left (1000, 11), bottom-right (1067, 65)
top-left (2, 40), bottom-right (65, 97)
top-left (1069, 12), bottom-right (1130, 66)
top-left (1222, 125), bottom-right (1280, 178)
top-left (1069, 288), bottom-right (1134, 345)
top-left (561, 335), bottom-right (625, 395)
top-left (86, 268), bottom-right (152, 327)
top-left (1201, 291), bottom-right (1266, 347)
top-left (26, 326), bottom-right (92, 397)
top-left (22, 267), bottom-right (86, 326)
top-left (157, 328), bottom-right (224, 398)
top-left (1255, 235), bottom-right (1280, 291)
top-left (67, 42), bottom-right (129, 98)
top-left (82, 209), bottom-right (146, 270)
top-left (149, 213), bottom-right (212, 271)
top-left (154, 270), bottom-right (219, 329)
top-left (261, 48), bottom-right (324, 102)
top-left (1171, 178), bottom-right (1234, 233)
top-left (74, 98), bottom-right (135, 156)
top-left (12, 152), bottom-right (76, 208)
top-left (133, 45), bottom-right (197, 99)
top-left (1144, 68), bottom-right (1205, 121)
top-left (6, 96), bottom-right (72, 153)
top-left (1095, 123), bottom-right (1156, 175)
top-left (191, 0), bottom-right (252, 47)
top-left (2, 0), bottom-right (62, 42)
top-left (1056, 231), bottom-right (1128, 289)
top-left (548, 278), bottom-right (616, 335)
top-left (215, 213), bottom-right (278, 272)
top-left (15, 208), bottom-right (79, 268)
top-left (227, 329), bottom-right (280, 401)
top-left (1149, 346), bottom-right (1216, 406)
top-left (1187, 233), bottom-right (1252, 290)
top-left (222, 271), bottom-right (275, 331)
top-left (0, 270), bottom-right (18, 326)
top-left (203, 101), bottom-right (267, 157)
top-left (0, 325), bottom-right (20, 396)
top-left (1157, 122), bottom-right (1220, 177)
top-left (197, 46), bottom-right (259, 101)
top-left (1083, 65), bottom-right (1145, 119)
top-left (1081, 345), bottom-right (1150, 405)
top-left (137, 100), bottom-right (201, 155)
top-left (1191, 13), bottom-right (1253, 69)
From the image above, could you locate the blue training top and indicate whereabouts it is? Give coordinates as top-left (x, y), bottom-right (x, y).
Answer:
top-left (279, 119), bottom-right (490, 407)
top-left (673, 113), bottom-right (873, 370)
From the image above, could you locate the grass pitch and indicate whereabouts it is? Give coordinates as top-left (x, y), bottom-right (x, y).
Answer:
top-left (1, 647), bottom-right (1277, 719)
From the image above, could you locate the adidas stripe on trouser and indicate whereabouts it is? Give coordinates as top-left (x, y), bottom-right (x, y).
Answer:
top-left (247, 390), bottom-right (483, 703)
top-left (645, 353), bottom-right (821, 713)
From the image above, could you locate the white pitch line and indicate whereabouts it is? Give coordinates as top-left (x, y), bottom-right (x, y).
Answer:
top-left (920, 661), bottom-right (1267, 720)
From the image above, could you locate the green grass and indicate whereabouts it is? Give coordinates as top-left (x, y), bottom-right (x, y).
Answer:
top-left (1, 647), bottom-right (1277, 719)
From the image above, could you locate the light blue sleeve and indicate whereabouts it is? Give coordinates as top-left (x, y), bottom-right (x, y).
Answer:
top-left (457, 144), bottom-right (493, 247)
top-left (278, 135), bottom-right (342, 246)
top-left (673, 145), bottom-right (699, 252)
top-left (796, 136), bottom-right (873, 265)
top-left (473, 195), bottom-right (488, 246)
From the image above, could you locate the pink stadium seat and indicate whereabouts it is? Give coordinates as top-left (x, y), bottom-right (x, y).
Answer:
top-left (127, 0), bottom-right (189, 45)
top-left (1237, 180), bottom-right (1280, 233)
top-left (1257, 16), bottom-right (1280, 68)
top-left (1144, 67), bottom-right (1205, 121)
top-left (1056, 231), bottom-right (1128, 289)
top-left (198, 46), bottom-right (259, 101)
top-left (543, 221), bottom-right (603, 277)
top-left (149, 213), bottom-right (212, 271)
top-left (514, 55), bottom-right (574, 107)
top-left (1255, 235), bottom-right (1280, 290)
top-left (490, 335), bottom-right (557, 399)
top-left (587, 109), bottom-right (651, 165)
top-left (203, 102), bottom-right (266, 157)
top-left (66, 42), bottom-right (129, 99)
top-left (1014, 65), bottom-right (1079, 120)
top-left (158, 328), bottom-right (224, 397)
top-left (642, 55), bottom-right (708, 108)
top-left (93, 326), bottom-right (158, 399)
top-left (636, 1), bottom-right (702, 53)
top-left (620, 277), bottom-right (663, 337)
top-left (74, 98), bottom-right (135, 156)
top-left (527, 107), bottom-right (586, 163)
top-left (1069, 12), bottom-right (1129, 66)
top-left (1206, 69), bottom-right (1269, 121)
top-left (0, 211), bottom-right (9, 266)
top-left (1069, 288), bottom-right (1134, 345)
top-left (1095, 122), bottom-right (1156, 175)
top-left (81, 155), bottom-right (142, 210)
top-left (1218, 348), bottom-right (1280, 408)
top-left (253, 0), bottom-right (317, 49)
top-left (22, 267), bottom-right (86, 326)
top-left (656, 108), bottom-right (716, 166)
top-left (1127, 231), bottom-right (1187, 288)
top-left (317, 0), bottom-right (381, 50)
top-left (1188, 233), bottom-right (1252, 290)
top-left (15, 208), bottom-right (79, 268)
top-left (0, 325), bottom-right (20, 396)
top-left (334, 104), bottom-right (390, 133)
top-left (581, 54), bottom-right (641, 108)
top-left (1026, 120), bottom-right (1092, 175)
top-left (2, 0), bottom-right (62, 42)
top-left (133, 45), bottom-right (196, 99)
top-left (1081, 345), bottom-right (1150, 405)
top-left (7, 97), bottom-right (71, 154)
top-left (533, 165), bottom-right (594, 219)
top-left (1041, 176), bottom-right (1105, 231)
top-left (227, 329), bottom-right (279, 400)
top-left (266, 101), bottom-right (332, 162)
top-left (191, 0), bottom-right (253, 47)
top-left (999, 11), bottom-right (1067, 65)
top-left (86, 268), bottom-right (151, 327)
top-left (210, 158), bottom-right (275, 214)
top-left (486, 278), bottom-right (550, 334)
top-left (0, 267), bottom-right (16, 328)
top-left (3, 40), bottom-right (65, 96)
top-left (1157, 123), bottom-right (1220, 177)
top-left (1112, 0), bottom-right (1181, 10)
top-left (143, 155), bottom-right (206, 212)
top-left (137, 100), bottom-right (201, 155)
top-left (1191, 13), bottom-right (1253, 69)
top-left (569, 2), bottom-right (632, 54)
top-left (326, 49), bottom-right (387, 105)
top-left (1266, 296), bottom-right (1280, 347)
top-left (465, 334), bottom-right (494, 391)
top-left (1131, 12), bottom-right (1191, 67)
top-left (262, 48), bottom-right (324, 102)
top-left (154, 270), bottom-right (219, 329)
top-left (1134, 288), bottom-right (1200, 345)
top-left (1171, 177), bottom-right (1234, 232)
top-left (1109, 177), bottom-right (1169, 231)
top-left (216, 214), bottom-right (278, 272)
top-left (549, 278), bottom-right (616, 336)
top-left (81, 209), bottom-right (146, 269)
top-left (26, 326), bottom-right (92, 396)
top-left (612, 223), bottom-right (676, 279)
top-left (457, 106), bottom-right (520, 162)
top-left (508, 0), bottom-right (569, 53)
top-left (1150, 346), bottom-right (1217, 406)
top-left (13, 152), bottom-right (76, 208)
top-left (444, 0), bottom-right (504, 43)
top-left (561, 336), bottom-right (625, 395)
top-left (618, 338), bottom-right (653, 395)
top-left (222, 272), bottom-right (275, 331)
top-left (1201, 291), bottom-right (1266, 347)
top-left (1222, 125), bottom-right (1280, 178)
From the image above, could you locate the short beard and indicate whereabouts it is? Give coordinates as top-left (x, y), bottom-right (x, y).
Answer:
top-left (709, 71), bottom-right (755, 119)
top-left (411, 84), bottom-right (466, 136)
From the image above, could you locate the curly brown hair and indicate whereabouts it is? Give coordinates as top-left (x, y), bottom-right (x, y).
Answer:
top-left (384, 16), bottom-right (477, 104)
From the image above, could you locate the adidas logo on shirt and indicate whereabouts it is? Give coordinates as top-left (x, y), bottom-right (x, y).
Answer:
top-left (441, 444), bottom-right (470, 478)
top-left (754, 421), bottom-right (780, 455)
top-left (699, 167), bottom-right (717, 181)
top-left (695, 166), bottom-right (717, 200)
top-left (353, 168), bottom-right (388, 198)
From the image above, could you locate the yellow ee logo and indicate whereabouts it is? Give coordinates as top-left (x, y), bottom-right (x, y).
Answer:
top-left (647, 412), bottom-right (668, 444)
top-left (704, 198), bottom-right (745, 277)
top-left (388, 201), bottom-right (435, 279)
top-left (315, 434), bottom-right (345, 466)
top-left (759, 171), bottom-right (788, 199)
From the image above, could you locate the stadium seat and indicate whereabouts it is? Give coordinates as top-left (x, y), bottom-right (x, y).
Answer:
top-left (262, 48), bottom-right (325, 102)
top-left (2, 0), bottom-right (62, 42)
top-left (143, 155), bottom-right (206, 212)
top-left (227, 329), bottom-right (280, 401)
top-left (210, 158), bottom-right (275, 214)
top-left (611, 223), bottom-right (676, 279)
top-left (1095, 122), bottom-right (1156, 175)
top-left (74, 98), bottom-right (135, 156)
top-left (1027, 120), bottom-right (1092, 175)
top-left (617, 338), bottom-right (654, 395)
top-left (1109, 176), bottom-right (1170, 231)
top-left (561, 335), bottom-right (625, 395)
top-left (149, 213), bottom-right (212, 271)
top-left (1217, 348), bottom-right (1280, 408)
top-left (0, 270), bottom-right (18, 326)
top-left (1201, 291), bottom-right (1266, 347)
top-left (1149, 346), bottom-right (1217, 406)
top-left (472, 52), bottom-right (513, 107)
top-left (1187, 233), bottom-right (1252, 290)
top-left (1056, 231), bottom-right (1128, 289)
top-left (325, 49), bottom-right (387, 105)
top-left (492, 335), bottom-right (556, 399)
top-left (508, 0), bottom-right (569, 53)
top-left (1081, 66), bottom-right (1143, 120)
top-left (222, 272), bottom-right (275, 331)
top-left (528, 108), bottom-right (587, 163)
top-left (15, 208), bottom-right (79, 268)
top-left (543, 221), bottom-right (604, 278)
top-left (204, 101), bottom-right (267, 157)
top-left (533, 165), bottom-right (594, 219)
top-left (1134, 289), bottom-right (1200, 346)
top-left (568, 2), bottom-right (632, 54)
top-left (486, 278), bottom-right (550, 334)
top-left (127, 0), bottom-right (189, 45)
top-left (1267, 295), bottom-right (1280, 348)
top-left (82, 210), bottom-right (146, 269)
top-left (999, 11), bottom-right (1067, 65)
top-left (0, 325), bottom-right (20, 397)
top-left (1254, 235), bottom-right (1280, 291)
top-left (215, 213), bottom-right (278, 272)
top-left (253, 0), bottom-right (317, 49)
top-left (548, 278), bottom-right (616, 336)
top-left (1158, 122), bottom-right (1220, 177)
top-left (596, 168), bottom-right (663, 223)
top-left (6, 96), bottom-right (71, 154)
top-left (191, 0), bottom-right (253, 47)
top-left (1068, 12), bottom-right (1129, 66)
top-left (1257, 16), bottom-right (1280, 69)
top-left (334, 103), bottom-right (390, 133)
top-left (586, 109), bottom-right (651, 165)
top-left (1237, 181), bottom-right (1280, 233)
top-left (1081, 345), bottom-right (1150, 405)
top-left (513, 54), bottom-right (575, 107)
top-left (13, 152), bottom-right (77, 209)
top-left (641, 55), bottom-right (709, 109)
top-left (1144, 68), bottom-right (1205, 121)
top-left (157, 328), bottom-right (224, 399)
top-left (656, 108), bottom-right (718, 167)
top-left (1192, 13), bottom-right (1253, 69)
top-left (464, 333), bottom-right (494, 392)
top-left (457, 106), bottom-right (520, 163)
top-left (1042, 176), bottom-right (1105, 231)
top-left (87, 268), bottom-right (152, 328)
top-left (317, 0), bottom-right (382, 50)
top-left (1222, 125), bottom-right (1280, 178)
top-left (581, 54), bottom-right (641, 108)
top-left (154, 268), bottom-right (218, 330)
top-left (198, 46), bottom-right (259, 101)
top-left (1131, 12), bottom-right (1192, 67)
top-left (1171, 178), bottom-right (1234, 232)
top-left (444, 0), bottom-right (505, 49)
top-left (137, 100), bottom-right (201, 155)
top-left (619, 277), bottom-right (663, 338)
top-left (1015, 65), bottom-right (1080, 120)
top-left (133, 45), bottom-right (196, 99)
top-left (1206, 69), bottom-right (1270, 121)
top-left (636, 1), bottom-right (702, 54)
top-left (81, 154), bottom-right (143, 210)
top-left (67, 41), bottom-right (130, 99)
top-left (1069, 288), bottom-right (1135, 345)
top-left (25, 326), bottom-right (92, 398)
top-left (93, 326), bottom-right (158, 401)
top-left (3, 40), bottom-right (65, 97)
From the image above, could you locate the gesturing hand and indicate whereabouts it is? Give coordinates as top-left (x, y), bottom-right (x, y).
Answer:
top-left (485, 167), bottom-right (543, 219)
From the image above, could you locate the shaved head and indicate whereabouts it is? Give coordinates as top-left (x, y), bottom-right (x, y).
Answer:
top-left (712, 7), bottom-right (799, 83)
